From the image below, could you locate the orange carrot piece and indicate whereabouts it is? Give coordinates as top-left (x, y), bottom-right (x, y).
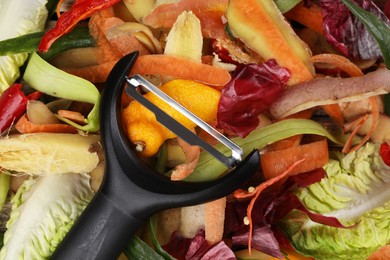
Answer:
top-left (367, 245), bottom-right (390, 260)
top-left (234, 159), bottom-right (306, 255)
top-left (204, 197), bottom-right (226, 244)
top-left (56, 0), bottom-right (67, 18)
top-left (15, 114), bottom-right (78, 134)
top-left (132, 55), bottom-right (231, 87)
top-left (88, 9), bottom-right (123, 64)
top-left (269, 109), bottom-right (313, 151)
top-left (342, 114), bottom-right (369, 153)
top-left (266, 135), bottom-right (302, 151)
top-left (107, 32), bottom-right (150, 56)
top-left (321, 103), bottom-right (345, 126)
top-left (64, 61), bottom-right (114, 83)
top-left (170, 136), bottom-right (201, 181)
top-left (285, 2), bottom-right (324, 34)
top-left (58, 110), bottom-right (86, 125)
top-left (312, 53), bottom-right (364, 77)
top-left (65, 54), bottom-right (232, 86)
top-left (261, 138), bottom-right (329, 180)
top-left (342, 96), bottom-right (379, 153)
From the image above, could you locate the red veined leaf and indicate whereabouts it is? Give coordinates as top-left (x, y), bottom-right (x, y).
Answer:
top-left (217, 60), bottom-right (290, 137)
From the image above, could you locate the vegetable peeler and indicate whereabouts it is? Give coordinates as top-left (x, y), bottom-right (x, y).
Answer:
top-left (51, 52), bottom-right (260, 260)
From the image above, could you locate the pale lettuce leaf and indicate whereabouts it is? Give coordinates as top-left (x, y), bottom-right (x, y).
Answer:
top-left (0, 173), bottom-right (94, 259)
top-left (279, 143), bottom-right (390, 259)
top-left (0, 0), bottom-right (48, 93)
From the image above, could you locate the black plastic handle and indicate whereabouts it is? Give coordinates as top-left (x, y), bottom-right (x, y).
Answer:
top-left (50, 191), bottom-right (142, 260)
top-left (51, 52), bottom-right (261, 260)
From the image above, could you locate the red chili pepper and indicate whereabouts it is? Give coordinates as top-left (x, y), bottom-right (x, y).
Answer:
top-left (0, 84), bottom-right (41, 133)
top-left (380, 143), bottom-right (390, 166)
top-left (38, 0), bottom-right (121, 53)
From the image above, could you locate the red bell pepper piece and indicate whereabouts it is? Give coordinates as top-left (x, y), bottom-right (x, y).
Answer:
top-left (380, 142), bottom-right (390, 166)
top-left (38, 0), bottom-right (121, 53)
top-left (0, 84), bottom-right (41, 133)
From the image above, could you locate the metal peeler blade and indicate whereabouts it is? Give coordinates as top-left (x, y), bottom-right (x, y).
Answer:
top-left (125, 74), bottom-right (243, 168)
top-left (51, 51), bottom-right (261, 260)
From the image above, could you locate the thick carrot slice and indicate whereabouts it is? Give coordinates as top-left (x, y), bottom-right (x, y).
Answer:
top-left (64, 54), bottom-right (232, 87)
top-left (15, 114), bottom-right (78, 134)
top-left (204, 197), bottom-right (226, 244)
top-left (261, 138), bottom-right (329, 180)
top-left (285, 2), bottom-right (324, 34)
top-left (132, 55), bottom-right (231, 87)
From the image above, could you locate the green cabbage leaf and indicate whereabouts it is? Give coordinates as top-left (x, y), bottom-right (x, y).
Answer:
top-left (0, 0), bottom-right (49, 93)
top-left (0, 173), bottom-right (94, 259)
top-left (279, 142), bottom-right (390, 259)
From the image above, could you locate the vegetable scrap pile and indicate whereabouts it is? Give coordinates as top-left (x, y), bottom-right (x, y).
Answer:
top-left (0, 0), bottom-right (390, 259)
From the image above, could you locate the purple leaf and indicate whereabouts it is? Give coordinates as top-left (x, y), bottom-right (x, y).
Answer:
top-left (320, 0), bottom-right (390, 60)
top-left (217, 60), bottom-right (290, 137)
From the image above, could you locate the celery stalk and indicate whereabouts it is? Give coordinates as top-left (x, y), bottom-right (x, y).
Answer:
top-left (23, 52), bottom-right (100, 132)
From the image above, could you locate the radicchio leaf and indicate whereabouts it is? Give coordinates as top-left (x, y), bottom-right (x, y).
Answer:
top-left (385, 0), bottom-right (390, 18)
top-left (232, 225), bottom-right (284, 259)
top-left (224, 168), bottom-right (348, 258)
top-left (162, 230), bottom-right (235, 260)
top-left (320, 0), bottom-right (390, 60)
top-left (217, 60), bottom-right (290, 137)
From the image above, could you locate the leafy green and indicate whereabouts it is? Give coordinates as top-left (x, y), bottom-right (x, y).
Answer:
top-left (23, 52), bottom-right (100, 132)
top-left (124, 236), bottom-right (165, 260)
top-left (0, 173), bottom-right (94, 259)
top-left (148, 217), bottom-right (175, 260)
top-left (279, 143), bottom-right (390, 259)
top-left (0, 0), bottom-right (49, 94)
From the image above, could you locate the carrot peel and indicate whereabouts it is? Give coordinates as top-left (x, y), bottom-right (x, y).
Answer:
top-left (234, 159), bottom-right (306, 255)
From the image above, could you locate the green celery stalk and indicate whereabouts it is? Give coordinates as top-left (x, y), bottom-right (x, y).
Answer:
top-left (184, 118), bottom-right (342, 182)
top-left (23, 52), bottom-right (100, 132)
